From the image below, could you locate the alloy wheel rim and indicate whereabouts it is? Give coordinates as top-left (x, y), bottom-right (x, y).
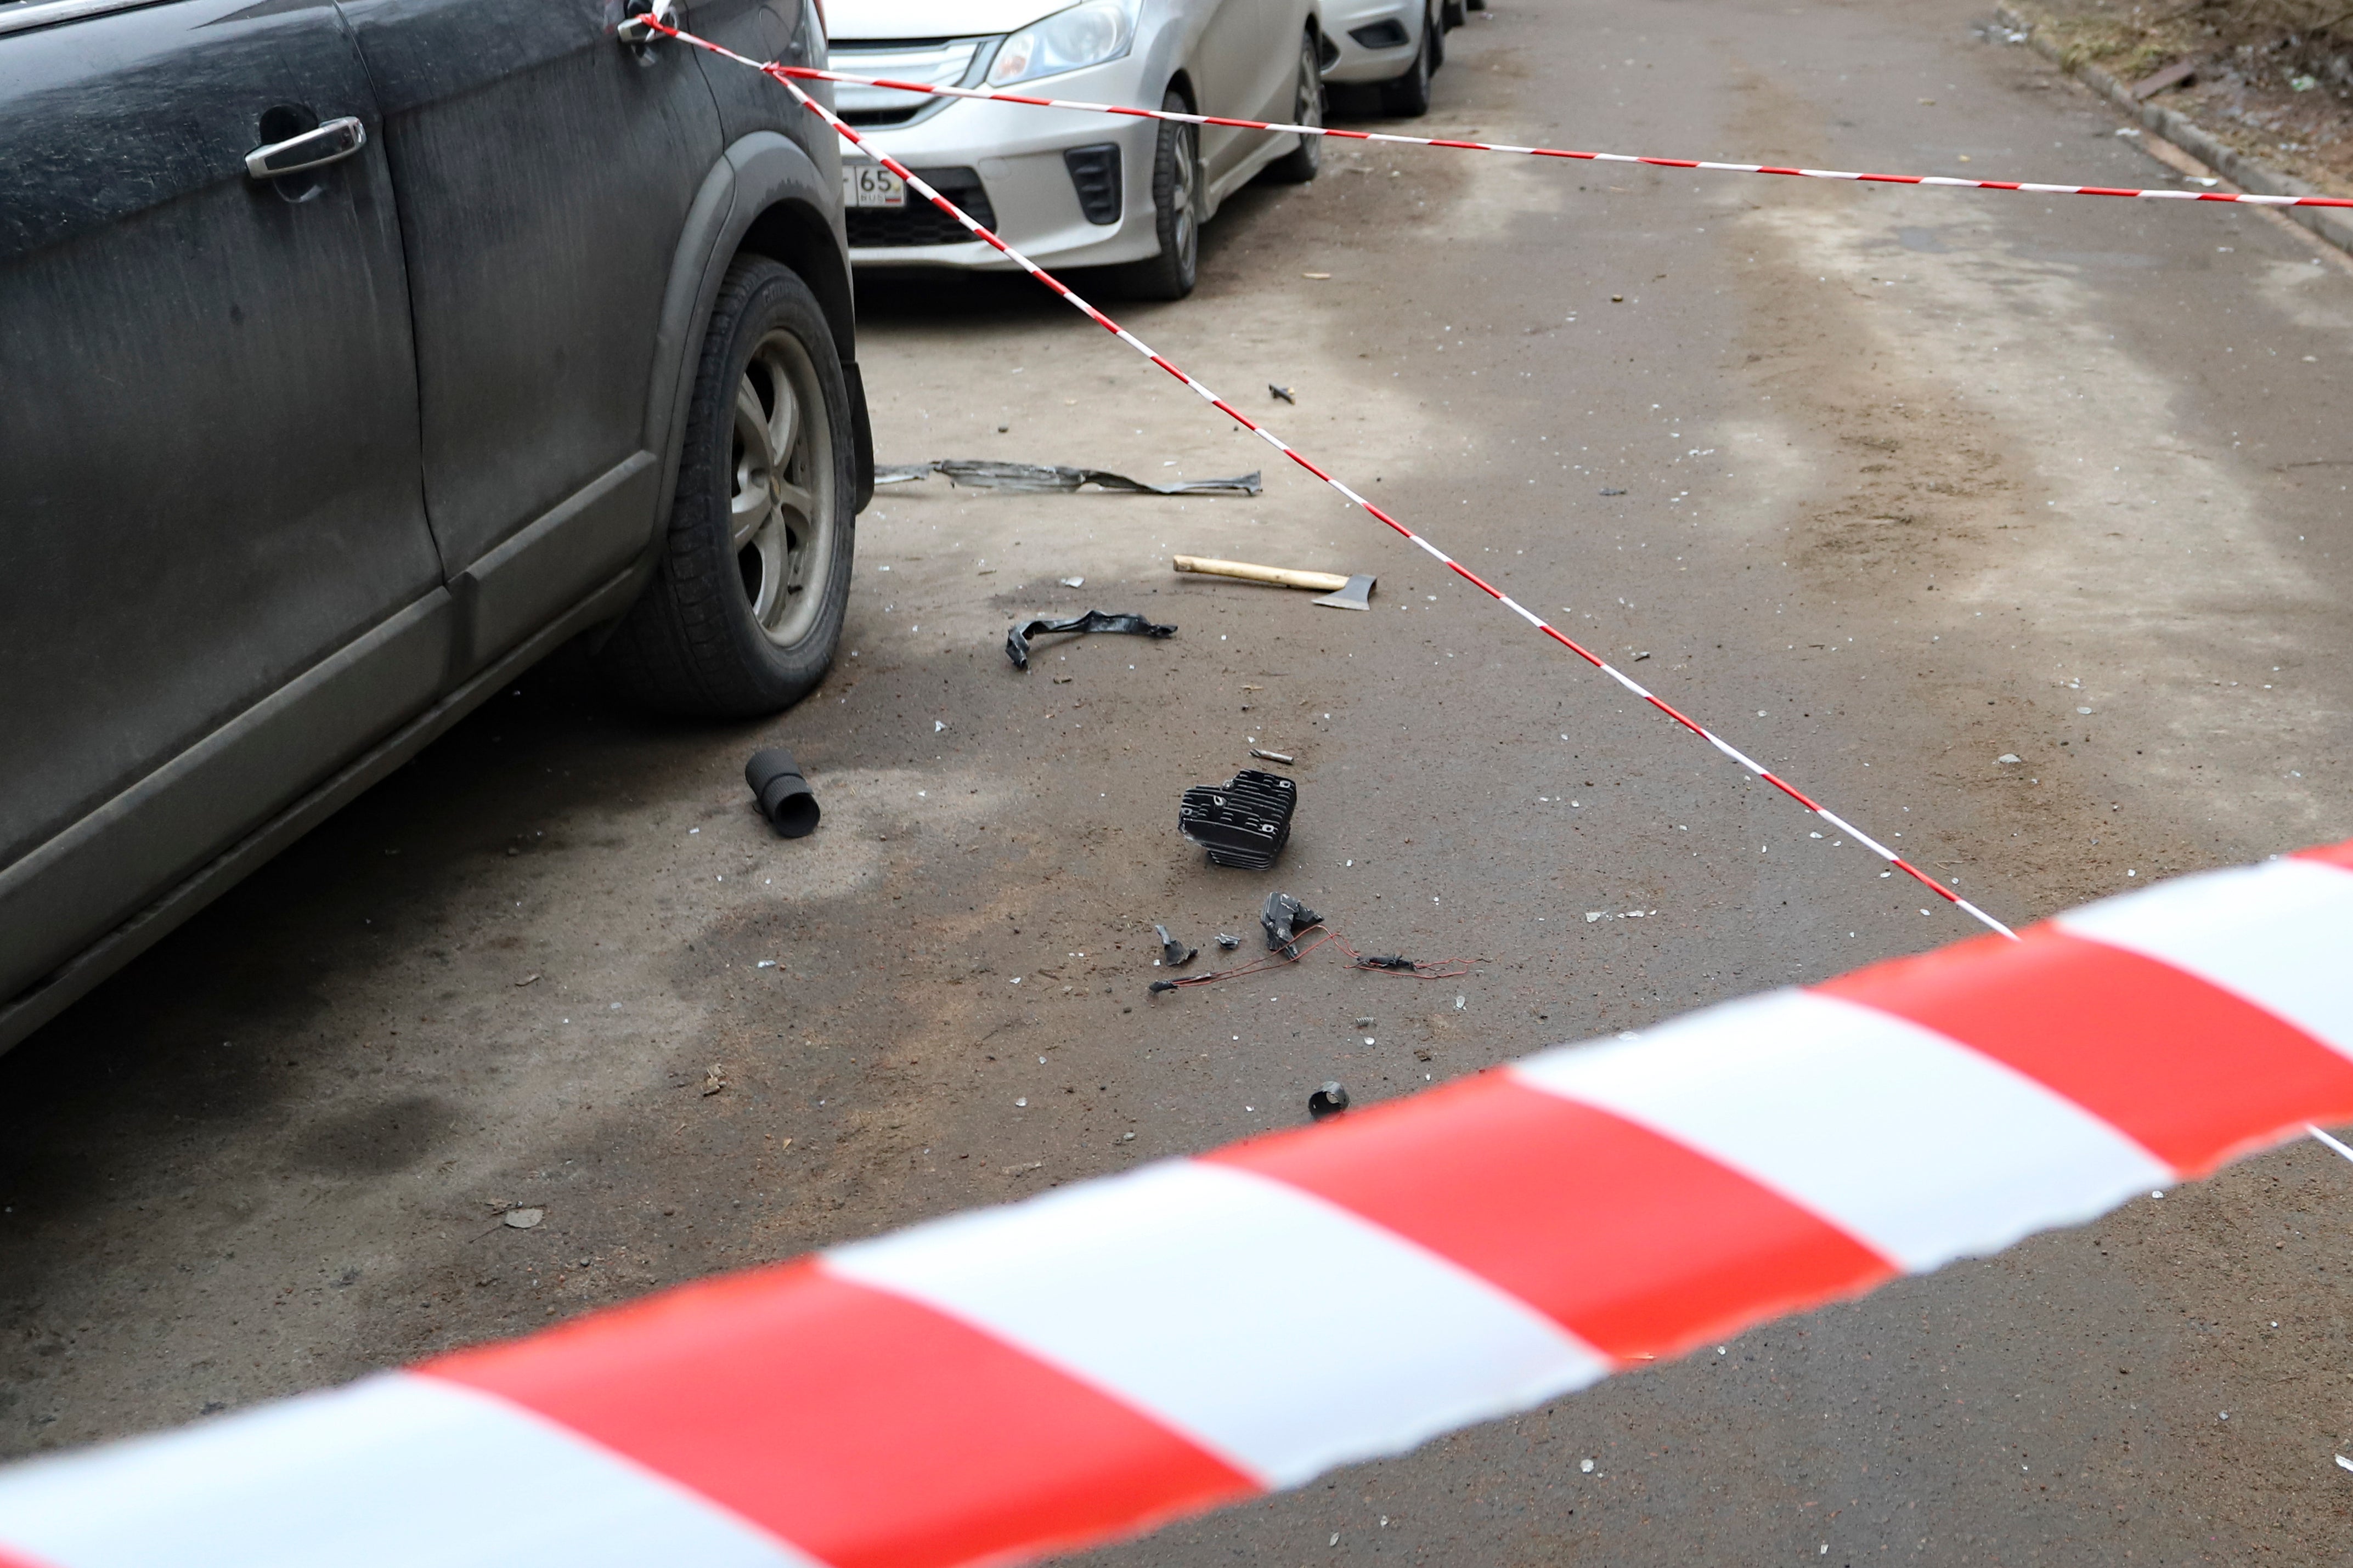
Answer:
top-left (1173, 123), bottom-right (1199, 268)
top-left (728, 330), bottom-right (835, 647)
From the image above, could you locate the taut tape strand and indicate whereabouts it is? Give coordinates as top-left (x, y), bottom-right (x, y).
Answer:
top-left (1, 844), bottom-right (2349, 1566)
top-left (777, 63), bottom-right (2353, 213)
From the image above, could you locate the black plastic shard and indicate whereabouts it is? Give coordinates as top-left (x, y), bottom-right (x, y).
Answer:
top-left (1260, 890), bottom-right (1322, 958)
top-left (1154, 924), bottom-right (1197, 969)
top-left (1179, 769), bottom-right (1297, 870)
top-left (1005, 609), bottom-right (1175, 670)
top-left (743, 748), bottom-right (820, 838)
top-left (1308, 1082), bottom-right (1350, 1120)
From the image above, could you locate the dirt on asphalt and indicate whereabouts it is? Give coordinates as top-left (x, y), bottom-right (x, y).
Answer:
top-left (2025, 0), bottom-right (2353, 197)
top-left (3, 2), bottom-right (2352, 1562)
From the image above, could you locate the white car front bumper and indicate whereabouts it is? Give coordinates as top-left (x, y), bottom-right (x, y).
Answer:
top-left (840, 55), bottom-right (1167, 273)
top-left (1320, 0), bottom-right (1421, 84)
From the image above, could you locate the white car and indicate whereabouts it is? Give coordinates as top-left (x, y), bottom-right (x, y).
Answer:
top-left (1322, 0), bottom-right (1460, 118)
top-left (826, 0), bottom-right (1328, 298)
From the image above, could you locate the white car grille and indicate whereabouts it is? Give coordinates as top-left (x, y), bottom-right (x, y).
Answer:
top-left (830, 37), bottom-right (997, 126)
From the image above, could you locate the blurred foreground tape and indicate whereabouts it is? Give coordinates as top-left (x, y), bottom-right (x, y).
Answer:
top-left (2, 843), bottom-right (2350, 1568)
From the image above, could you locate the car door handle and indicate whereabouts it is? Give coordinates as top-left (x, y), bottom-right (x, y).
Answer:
top-left (245, 116), bottom-right (366, 181)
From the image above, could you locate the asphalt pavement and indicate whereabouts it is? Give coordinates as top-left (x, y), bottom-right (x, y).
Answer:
top-left (3, 1), bottom-right (2350, 1561)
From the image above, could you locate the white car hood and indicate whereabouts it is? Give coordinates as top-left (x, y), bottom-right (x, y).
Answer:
top-left (826, 0), bottom-right (1062, 41)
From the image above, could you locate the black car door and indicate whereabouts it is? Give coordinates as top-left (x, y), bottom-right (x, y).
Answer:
top-left (332, 0), bottom-right (724, 671)
top-left (0, 0), bottom-right (444, 1004)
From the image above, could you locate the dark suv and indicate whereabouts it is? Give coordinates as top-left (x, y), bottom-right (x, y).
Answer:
top-left (0, 0), bottom-right (872, 1053)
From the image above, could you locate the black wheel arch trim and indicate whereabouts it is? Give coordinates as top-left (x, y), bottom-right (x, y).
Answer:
top-left (642, 131), bottom-right (870, 570)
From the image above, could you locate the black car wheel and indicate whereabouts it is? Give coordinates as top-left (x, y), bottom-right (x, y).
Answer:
top-left (1259, 28), bottom-right (1325, 185)
top-left (1116, 88), bottom-right (1201, 300)
top-left (1378, 12), bottom-right (1434, 117)
top-left (600, 256), bottom-right (855, 716)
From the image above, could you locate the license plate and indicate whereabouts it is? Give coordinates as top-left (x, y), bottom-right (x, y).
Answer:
top-left (843, 161), bottom-right (906, 208)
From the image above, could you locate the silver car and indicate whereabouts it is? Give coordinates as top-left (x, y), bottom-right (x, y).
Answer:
top-left (827, 0), bottom-right (1327, 298)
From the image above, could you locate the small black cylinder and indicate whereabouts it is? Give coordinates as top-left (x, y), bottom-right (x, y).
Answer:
top-left (744, 747), bottom-right (820, 838)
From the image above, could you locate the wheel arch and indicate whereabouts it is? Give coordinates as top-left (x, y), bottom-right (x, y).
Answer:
top-left (641, 132), bottom-right (868, 555)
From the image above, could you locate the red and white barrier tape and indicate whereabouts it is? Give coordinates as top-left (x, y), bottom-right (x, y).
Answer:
top-left (1, 843), bottom-right (2348, 1567)
top-left (772, 62), bottom-right (2353, 213)
top-left (651, 19), bottom-right (2011, 934)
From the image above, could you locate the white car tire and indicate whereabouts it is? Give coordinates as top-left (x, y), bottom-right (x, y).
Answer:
top-left (1115, 87), bottom-right (1201, 300)
top-left (1260, 29), bottom-right (1325, 186)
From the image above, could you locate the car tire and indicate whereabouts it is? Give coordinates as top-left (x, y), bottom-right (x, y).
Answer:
top-left (1378, 15), bottom-right (1434, 116)
top-left (1259, 29), bottom-right (1324, 185)
top-left (1115, 87), bottom-right (1201, 300)
top-left (598, 256), bottom-right (855, 717)
top-left (1425, 0), bottom-right (1446, 69)
top-left (1442, 0), bottom-right (1466, 27)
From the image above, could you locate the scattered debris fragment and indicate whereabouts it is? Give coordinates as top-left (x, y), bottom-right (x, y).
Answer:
top-left (2129, 59), bottom-right (2197, 100)
top-left (502, 1208), bottom-right (544, 1230)
top-left (877, 460), bottom-right (1260, 495)
top-left (1216, 932), bottom-right (1242, 950)
top-left (1308, 1082), bottom-right (1350, 1120)
top-left (745, 748), bottom-right (820, 838)
top-left (701, 1064), bottom-right (728, 1096)
top-left (1600, 487), bottom-right (1627, 496)
top-left (1998, 754), bottom-right (2022, 765)
top-left (1154, 924), bottom-right (1198, 969)
top-left (1002, 1161), bottom-right (1044, 1176)
top-left (515, 973), bottom-right (540, 987)
top-left (1269, 383), bottom-right (1295, 404)
top-left (1006, 609), bottom-right (1175, 670)
top-left (1632, 650), bottom-right (1652, 661)
top-left (1262, 891), bottom-right (1324, 958)
top-left (1248, 747), bottom-right (1295, 765)
top-left (1058, 576), bottom-right (1084, 588)
top-left (1180, 769), bottom-right (1300, 869)
top-left (1151, 897), bottom-right (1478, 997)
top-left (1173, 554), bottom-right (1376, 610)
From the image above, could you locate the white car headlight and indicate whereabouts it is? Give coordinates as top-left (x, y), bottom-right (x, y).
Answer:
top-left (986, 0), bottom-right (1137, 87)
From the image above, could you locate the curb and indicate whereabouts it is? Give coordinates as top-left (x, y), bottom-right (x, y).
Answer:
top-left (1995, 1), bottom-right (2353, 257)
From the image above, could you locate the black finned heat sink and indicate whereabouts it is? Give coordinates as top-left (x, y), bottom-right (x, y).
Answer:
top-left (1178, 769), bottom-right (1297, 869)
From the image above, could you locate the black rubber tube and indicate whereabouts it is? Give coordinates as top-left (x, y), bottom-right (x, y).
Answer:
top-left (745, 747), bottom-right (820, 838)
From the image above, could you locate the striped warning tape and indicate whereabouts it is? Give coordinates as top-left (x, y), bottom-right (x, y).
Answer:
top-left (648, 17), bottom-right (2012, 936)
top-left (0, 843), bottom-right (2348, 1567)
top-left (764, 59), bottom-right (2353, 212)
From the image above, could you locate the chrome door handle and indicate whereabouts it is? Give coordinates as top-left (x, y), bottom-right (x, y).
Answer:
top-left (244, 116), bottom-right (366, 181)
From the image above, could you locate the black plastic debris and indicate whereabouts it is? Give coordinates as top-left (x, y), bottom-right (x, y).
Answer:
top-left (743, 748), bottom-right (820, 838)
top-left (1352, 953), bottom-right (1418, 972)
top-left (1006, 609), bottom-right (1175, 670)
top-left (1180, 769), bottom-right (1298, 869)
top-left (1260, 890), bottom-right (1322, 958)
top-left (1268, 383), bottom-right (1295, 404)
top-left (1216, 932), bottom-right (1242, 950)
top-left (877, 460), bottom-right (1261, 496)
top-left (1154, 924), bottom-right (1198, 969)
top-left (1308, 1082), bottom-right (1350, 1121)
